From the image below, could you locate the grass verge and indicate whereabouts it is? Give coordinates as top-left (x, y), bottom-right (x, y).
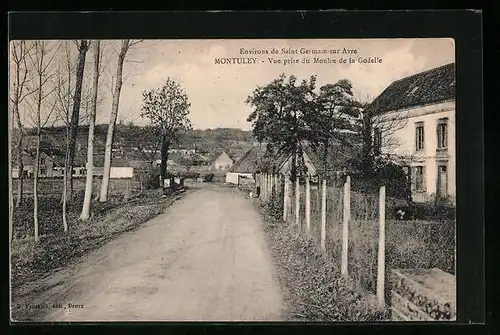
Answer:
top-left (10, 189), bottom-right (186, 295)
top-left (256, 195), bottom-right (390, 322)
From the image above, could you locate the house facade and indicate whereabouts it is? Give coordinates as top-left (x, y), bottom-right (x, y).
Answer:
top-left (12, 151), bottom-right (63, 178)
top-left (369, 63), bottom-right (455, 203)
top-left (93, 156), bottom-right (134, 179)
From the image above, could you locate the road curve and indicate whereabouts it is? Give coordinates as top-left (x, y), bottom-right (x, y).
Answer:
top-left (13, 185), bottom-right (285, 322)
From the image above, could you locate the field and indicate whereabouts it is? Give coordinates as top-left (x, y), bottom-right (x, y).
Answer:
top-left (12, 177), bottom-right (141, 201)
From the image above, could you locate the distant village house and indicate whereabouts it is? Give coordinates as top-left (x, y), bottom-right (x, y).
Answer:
top-left (211, 151), bottom-right (234, 171)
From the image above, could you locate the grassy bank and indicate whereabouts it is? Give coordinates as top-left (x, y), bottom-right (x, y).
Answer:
top-left (254, 192), bottom-right (389, 322)
top-left (10, 189), bottom-right (185, 294)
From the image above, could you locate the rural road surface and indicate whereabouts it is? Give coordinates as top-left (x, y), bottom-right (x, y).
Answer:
top-left (13, 185), bottom-right (285, 322)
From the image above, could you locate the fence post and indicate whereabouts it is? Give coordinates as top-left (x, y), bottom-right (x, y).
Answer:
top-left (305, 175), bottom-right (311, 235)
top-left (266, 173), bottom-right (270, 200)
top-left (261, 173), bottom-right (265, 200)
top-left (266, 174), bottom-right (272, 200)
top-left (270, 173), bottom-right (274, 196)
top-left (263, 173), bottom-right (266, 200)
top-left (267, 173), bottom-right (270, 200)
top-left (341, 176), bottom-right (351, 278)
top-left (295, 176), bottom-right (300, 231)
top-left (320, 178), bottom-right (327, 252)
top-left (274, 174), bottom-right (278, 194)
top-left (377, 185), bottom-right (386, 308)
top-left (283, 176), bottom-right (289, 221)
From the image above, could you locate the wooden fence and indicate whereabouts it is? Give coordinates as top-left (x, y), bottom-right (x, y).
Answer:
top-left (258, 172), bottom-right (452, 309)
top-left (12, 177), bottom-right (143, 200)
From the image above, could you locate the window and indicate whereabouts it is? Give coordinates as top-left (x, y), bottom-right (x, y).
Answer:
top-left (373, 127), bottom-right (382, 155)
top-left (437, 118), bottom-right (448, 149)
top-left (437, 164), bottom-right (448, 197)
top-left (40, 167), bottom-right (46, 176)
top-left (415, 122), bottom-right (425, 151)
top-left (415, 166), bottom-right (425, 191)
top-left (40, 157), bottom-right (45, 165)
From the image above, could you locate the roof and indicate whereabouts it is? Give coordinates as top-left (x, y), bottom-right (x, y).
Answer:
top-left (228, 145), bottom-right (267, 173)
top-left (368, 62), bottom-right (455, 115)
top-left (258, 139), bottom-right (362, 176)
top-left (93, 155), bottom-right (130, 167)
top-left (210, 150), bottom-right (236, 163)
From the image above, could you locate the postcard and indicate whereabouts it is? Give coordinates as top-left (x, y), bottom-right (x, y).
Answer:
top-left (9, 37), bottom-right (458, 322)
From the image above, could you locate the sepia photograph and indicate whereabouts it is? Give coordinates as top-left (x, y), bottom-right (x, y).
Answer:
top-left (9, 38), bottom-right (456, 322)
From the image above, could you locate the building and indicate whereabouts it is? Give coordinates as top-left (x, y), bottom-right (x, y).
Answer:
top-left (225, 145), bottom-right (267, 184)
top-left (368, 62), bottom-right (455, 203)
top-left (93, 155), bottom-right (134, 179)
top-left (211, 151), bottom-right (234, 171)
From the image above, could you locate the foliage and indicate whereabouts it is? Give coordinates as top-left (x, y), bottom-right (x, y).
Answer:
top-left (263, 185), bottom-right (284, 221)
top-left (351, 155), bottom-right (411, 200)
top-left (202, 173), bottom-right (215, 182)
top-left (177, 171), bottom-right (200, 180)
top-left (140, 78), bottom-right (192, 182)
top-left (136, 166), bottom-right (161, 190)
top-left (177, 155), bottom-right (195, 172)
top-left (140, 78), bottom-right (192, 140)
top-left (246, 74), bottom-right (318, 179)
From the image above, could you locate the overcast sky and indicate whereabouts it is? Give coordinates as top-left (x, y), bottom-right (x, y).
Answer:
top-left (14, 38), bottom-right (455, 131)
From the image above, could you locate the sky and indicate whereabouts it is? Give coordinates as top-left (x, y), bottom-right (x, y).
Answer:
top-left (13, 38), bottom-right (455, 131)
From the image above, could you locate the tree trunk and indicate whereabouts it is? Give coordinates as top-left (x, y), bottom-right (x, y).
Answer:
top-left (159, 133), bottom-right (170, 188)
top-left (362, 110), bottom-right (374, 176)
top-left (12, 88), bottom-right (25, 208)
top-left (80, 40), bottom-right (100, 220)
top-left (15, 106), bottom-right (24, 208)
top-left (290, 141), bottom-right (298, 185)
top-left (33, 129), bottom-right (40, 242)
top-left (99, 40), bottom-right (129, 202)
top-left (67, 40), bottom-right (89, 200)
top-left (323, 140), bottom-right (329, 178)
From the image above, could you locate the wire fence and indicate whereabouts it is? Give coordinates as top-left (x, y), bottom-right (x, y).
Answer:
top-left (259, 173), bottom-right (456, 308)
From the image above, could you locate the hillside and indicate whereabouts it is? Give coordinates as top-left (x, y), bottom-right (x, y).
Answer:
top-left (15, 124), bottom-right (255, 162)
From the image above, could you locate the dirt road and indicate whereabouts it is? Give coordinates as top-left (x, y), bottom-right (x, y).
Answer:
top-left (12, 185), bottom-right (285, 322)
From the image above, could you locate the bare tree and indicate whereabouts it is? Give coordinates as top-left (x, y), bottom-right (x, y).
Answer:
top-left (99, 39), bottom-right (142, 202)
top-left (27, 41), bottom-right (59, 242)
top-left (361, 102), bottom-right (409, 175)
top-left (66, 40), bottom-right (90, 203)
top-left (80, 41), bottom-right (101, 221)
top-left (53, 41), bottom-right (108, 230)
top-left (10, 41), bottom-right (35, 212)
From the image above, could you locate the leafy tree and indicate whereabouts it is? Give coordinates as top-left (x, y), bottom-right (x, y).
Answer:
top-left (140, 78), bottom-right (192, 187)
top-left (312, 79), bottom-right (363, 177)
top-left (246, 74), bottom-right (317, 182)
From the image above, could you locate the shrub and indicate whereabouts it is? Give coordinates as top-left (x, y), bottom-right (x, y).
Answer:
top-left (178, 171), bottom-right (200, 180)
top-left (410, 202), bottom-right (456, 221)
top-left (264, 185), bottom-right (284, 221)
top-left (203, 173), bottom-right (215, 182)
